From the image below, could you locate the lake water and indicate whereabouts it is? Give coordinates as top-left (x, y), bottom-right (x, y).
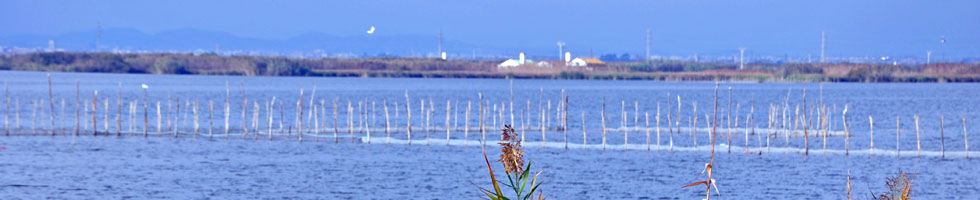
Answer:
top-left (1, 70), bottom-right (978, 199)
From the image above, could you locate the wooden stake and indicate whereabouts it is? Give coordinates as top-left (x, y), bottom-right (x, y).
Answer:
top-left (869, 115), bottom-right (874, 156)
top-left (914, 115), bottom-right (920, 157)
top-left (941, 115), bottom-right (945, 158)
top-left (465, 100), bottom-right (470, 145)
top-left (193, 100), bottom-right (199, 138)
top-left (963, 117), bottom-right (969, 158)
top-left (116, 83), bottom-right (121, 136)
top-left (645, 112), bottom-right (650, 151)
top-left (405, 91), bottom-right (412, 145)
top-left (47, 74), bottom-right (55, 136)
top-left (446, 99), bottom-right (451, 145)
top-left (581, 111), bottom-right (586, 148)
top-left (727, 87), bottom-right (732, 154)
top-left (803, 88), bottom-right (808, 155)
top-left (92, 90), bottom-right (98, 135)
top-left (601, 98), bottom-right (607, 150)
top-left (842, 105), bottom-right (850, 156)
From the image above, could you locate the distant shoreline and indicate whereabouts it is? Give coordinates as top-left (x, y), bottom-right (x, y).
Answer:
top-left (2, 51), bottom-right (978, 83)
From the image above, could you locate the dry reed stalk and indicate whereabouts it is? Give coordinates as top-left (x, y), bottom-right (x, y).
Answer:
top-left (914, 115), bottom-right (920, 157)
top-left (846, 170), bottom-right (852, 200)
top-left (870, 115), bottom-right (874, 156)
top-left (646, 112), bottom-right (651, 151)
top-left (601, 98), bottom-right (607, 150)
top-left (707, 83), bottom-right (720, 199)
top-left (941, 115), bottom-right (945, 158)
top-left (581, 111), bottom-right (586, 147)
top-left (963, 117), bottom-right (969, 158)
top-left (465, 101), bottom-right (471, 145)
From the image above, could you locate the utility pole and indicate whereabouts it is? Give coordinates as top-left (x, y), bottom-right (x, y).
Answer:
top-left (646, 28), bottom-right (651, 63)
top-left (739, 48), bottom-right (746, 70)
top-left (96, 22), bottom-right (102, 52)
top-left (557, 41), bottom-right (565, 61)
top-left (926, 50), bottom-right (932, 65)
top-left (438, 29), bottom-right (443, 57)
top-left (820, 31), bottom-right (826, 63)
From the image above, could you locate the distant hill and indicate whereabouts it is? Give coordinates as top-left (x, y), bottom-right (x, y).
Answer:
top-left (0, 28), bottom-right (550, 59)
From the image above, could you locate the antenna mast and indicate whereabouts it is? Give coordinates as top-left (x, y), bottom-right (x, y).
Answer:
top-left (646, 28), bottom-right (651, 63)
top-left (820, 31), bottom-right (826, 63)
top-left (739, 48), bottom-right (746, 70)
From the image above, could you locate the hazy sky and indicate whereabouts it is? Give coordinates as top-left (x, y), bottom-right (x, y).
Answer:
top-left (1, 0), bottom-right (977, 57)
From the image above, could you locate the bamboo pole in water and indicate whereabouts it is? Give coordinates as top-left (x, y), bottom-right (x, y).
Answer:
top-left (464, 101), bottom-right (470, 145)
top-left (842, 105), bottom-right (850, 156)
top-left (47, 74), bottom-right (55, 136)
top-left (445, 99), bottom-right (450, 145)
top-left (420, 99), bottom-right (426, 145)
top-left (116, 83), bottom-right (121, 136)
top-left (802, 89), bottom-right (809, 155)
top-left (174, 97), bottom-right (180, 137)
top-left (941, 115), bottom-right (945, 158)
top-left (667, 93), bottom-right (674, 152)
top-left (869, 115), bottom-right (874, 156)
top-left (405, 91), bottom-right (412, 145)
top-left (267, 98), bottom-right (274, 140)
top-left (727, 88), bottom-right (732, 154)
top-left (645, 112), bottom-right (650, 151)
top-left (963, 117), bottom-right (969, 158)
top-left (92, 91), bottom-right (98, 135)
top-left (601, 98), bottom-right (607, 150)
top-left (657, 102), bottom-right (662, 151)
top-left (896, 116), bottom-right (900, 156)
top-left (622, 101), bottom-right (627, 150)
top-left (348, 100), bottom-right (354, 141)
top-left (104, 98), bottom-right (109, 135)
top-left (209, 100), bottom-right (214, 139)
top-left (4, 81), bottom-right (8, 136)
top-left (157, 101), bottom-right (162, 134)
top-left (333, 99), bottom-right (339, 142)
top-left (693, 101), bottom-right (698, 151)
top-left (914, 115), bottom-right (920, 157)
top-left (314, 104), bottom-right (319, 142)
top-left (298, 90), bottom-right (304, 142)
top-left (142, 83), bottom-right (147, 137)
top-left (478, 93), bottom-right (483, 145)
top-left (384, 99), bottom-right (390, 143)
top-left (676, 95), bottom-right (682, 152)
top-left (193, 101), bottom-right (199, 138)
top-left (563, 95), bottom-right (569, 149)
top-left (581, 111), bottom-right (586, 148)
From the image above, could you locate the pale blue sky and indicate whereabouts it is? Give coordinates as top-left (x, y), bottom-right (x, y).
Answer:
top-left (1, 0), bottom-right (977, 58)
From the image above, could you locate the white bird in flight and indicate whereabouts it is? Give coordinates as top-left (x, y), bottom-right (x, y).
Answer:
top-left (141, 84), bottom-right (148, 89)
top-left (366, 26), bottom-right (375, 34)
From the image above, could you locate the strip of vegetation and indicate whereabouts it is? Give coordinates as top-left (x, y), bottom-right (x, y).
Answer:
top-left (1, 51), bottom-right (978, 82)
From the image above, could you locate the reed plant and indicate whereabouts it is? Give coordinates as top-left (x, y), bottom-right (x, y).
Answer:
top-left (479, 125), bottom-right (544, 200)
